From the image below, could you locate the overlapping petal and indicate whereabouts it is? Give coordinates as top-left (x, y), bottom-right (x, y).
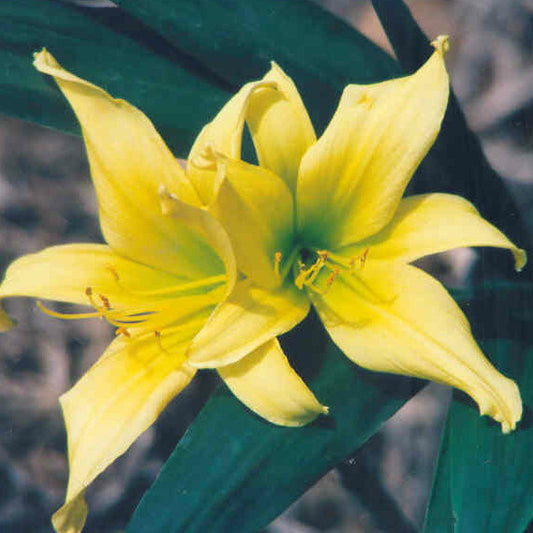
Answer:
top-left (297, 38), bottom-right (449, 249)
top-left (0, 244), bottom-right (183, 307)
top-left (343, 193), bottom-right (526, 269)
top-left (33, 50), bottom-right (223, 280)
top-left (52, 332), bottom-right (197, 533)
top-left (247, 62), bottom-right (316, 191)
top-left (187, 80), bottom-right (265, 205)
top-left (211, 157), bottom-right (294, 288)
top-left (218, 338), bottom-right (327, 426)
top-left (188, 279), bottom-right (310, 368)
top-left (311, 261), bottom-right (522, 433)
top-left (187, 62), bottom-right (315, 203)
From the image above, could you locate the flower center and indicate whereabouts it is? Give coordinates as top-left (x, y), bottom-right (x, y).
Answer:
top-left (275, 246), bottom-right (371, 294)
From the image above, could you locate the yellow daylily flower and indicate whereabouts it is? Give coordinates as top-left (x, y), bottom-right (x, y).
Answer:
top-left (0, 50), bottom-right (326, 533)
top-left (185, 36), bottom-right (527, 435)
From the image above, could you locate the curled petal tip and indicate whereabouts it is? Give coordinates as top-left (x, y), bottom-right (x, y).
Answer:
top-left (33, 47), bottom-right (51, 68)
top-left (513, 248), bottom-right (527, 272)
top-left (492, 377), bottom-right (522, 434)
top-left (431, 35), bottom-right (450, 55)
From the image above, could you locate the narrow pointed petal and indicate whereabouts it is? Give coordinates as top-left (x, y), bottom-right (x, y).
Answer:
top-left (311, 261), bottom-right (522, 433)
top-left (188, 279), bottom-right (310, 368)
top-left (0, 244), bottom-right (185, 307)
top-left (297, 38), bottom-right (449, 249)
top-left (349, 193), bottom-right (526, 270)
top-left (187, 80), bottom-right (265, 205)
top-left (211, 157), bottom-right (294, 288)
top-left (247, 62), bottom-right (316, 191)
top-left (52, 332), bottom-right (197, 533)
top-left (33, 49), bottom-right (223, 280)
top-left (219, 338), bottom-right (327, 426)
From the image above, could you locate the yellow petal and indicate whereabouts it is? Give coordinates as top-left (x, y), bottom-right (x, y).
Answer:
top-left (52, 494), bottom-right (87, 533)
top-left (187, 80), bottom-right (265, 205)
top-left (311, 261), bottom-right (522, 433)
top-left (349, 193), bottom-right (527, 270)
top-left (211, 157), bottom-right (294, 288)
top-left (187, 63), bottom-right (314, 202)
top-left (188, 279), bottom-right (310, 368)
top-left (218, 338), bottom-right (327, 426)
top-left (247, 62), bottom-right (316, 191)
top-left (52, 332), bottom-right (197, 533)
top-left (0, 244), bottom-right (185, 307)
top-left (33, 49), bottom-right (224, 279)
top-left (297, 38), bottom-right (450, 249)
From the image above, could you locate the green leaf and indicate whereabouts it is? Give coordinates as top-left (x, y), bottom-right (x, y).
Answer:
top-left (424, 339), bottom-right (533, 533)
top-left (0, 0), bottom-right (230, 154)
top-left (127, 313), bottom-right (423, 533)
top-left (110, 0), bottom-right (402, 133)
top-left (127, 283), bottom-right (533, 533)
top-left (424, 282), bottom-right (533, 531)
top-left (371, 0), bottom-right (532, 279)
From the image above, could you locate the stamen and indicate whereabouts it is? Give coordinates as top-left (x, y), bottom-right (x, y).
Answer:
top-left (327, 249), bottom-right (370, 271)
top-left (105, 265), bottom-right (120, 282)
top-left (360, 248), bottom-right (369, 268)
top-left (294, 252), bottom-right (328, 290)
top-left (99, 294), bottom-right (111, 310)
top-left (36, 301), bottom-right (103, 321)
top-left (325, 268), bottom-right (340, 291)
top-left (274, 252), bottom-right (282, 277)
top-left (116, 326), bottom-right (131, 338)
top-left (155, 330), bottom-right (170, 354)
top-left (107, 271), bottom-right (226, 298)
top-left (85, 286), bottom-right (104, 317)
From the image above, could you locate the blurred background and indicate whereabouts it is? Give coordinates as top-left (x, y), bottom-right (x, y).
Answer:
top-left (0, 0), bottom-right (532, 531)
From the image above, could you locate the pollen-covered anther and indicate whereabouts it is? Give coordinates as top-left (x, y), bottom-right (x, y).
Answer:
top-left (85, 286), bottom-right (104, 318)
top-left (325, 268), bottom-right (340, 291)
top-left (155, 329), bottom-right (170, 354)
top-left (99, 294), bottom-right (111, 310)
top-left (105, 264), bottom-right (120, 282)
top-left (348, 247), bottom-right (370, 271)
top-left (295, 252), bottom-right (328, 290)
top-left (317, 250), bottom-right (328, 262)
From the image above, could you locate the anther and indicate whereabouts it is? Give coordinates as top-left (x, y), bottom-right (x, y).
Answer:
top-left (360, 247), bottom-right (369, 268)
top-left (348, 248), bottom-right (370, 271)
top-left (98, 294), bottom-right (111, 310)
top-left (155, 330), bottom-right (170, 354)
top-left (106, 265), bottom-right (120, 282)
top-left (317, 250), bottom-right (328, 262)
top-left (325, 268), bottom-right (340, 290)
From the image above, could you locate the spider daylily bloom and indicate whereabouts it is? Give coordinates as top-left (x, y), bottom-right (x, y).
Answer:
top-left (185, 36), bottom-right (527, 434)
top-left (0, 50), bottom-right (326, 533)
